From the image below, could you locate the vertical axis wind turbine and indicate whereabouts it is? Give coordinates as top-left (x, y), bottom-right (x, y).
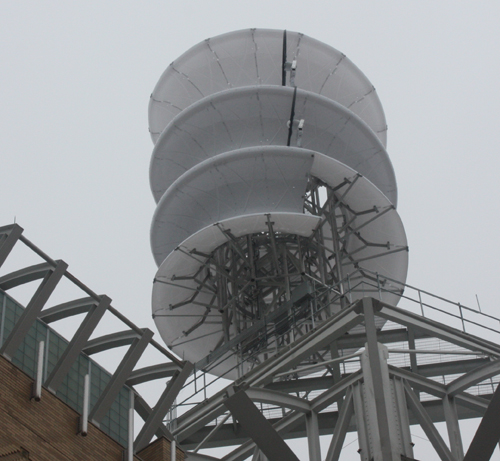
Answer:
top-left (148, 29), bottom-right (408, 379)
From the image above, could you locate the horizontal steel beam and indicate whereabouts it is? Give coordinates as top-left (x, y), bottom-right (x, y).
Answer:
top-left (40, 296), bottom-right (98, 323)
top-left (310, 370), bottom-right (362, 413)
top-left (126, 362), bottom-right (181, 386)
top-left (83, 329), bottom-right (141, 355)
top-left (181, 396), bottom-right (489, 450)
top-left (264, 358), bottom-right (488, 394)
top-left (0, 261), bottom-right (54, 291)
top-left (447, 358), bottom-right (500, 396)
top-left (377, 301), bottom-right (500, 357)
top-left (389, 365), bottom-right (447, 398)
top-left (246, 387), bottom-right (310, 413)
top-left (248, 304), bottom-right (364, 387)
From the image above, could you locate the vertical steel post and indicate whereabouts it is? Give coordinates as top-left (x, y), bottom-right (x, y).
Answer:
top-left (127, 390), bottom-right (135, 461)
top-left (306, 410), bottom-right (321, 461)
top-left (347, 273), bottom-right (352, 303)
top-left (393, 378), bottom-right (414, 458)
top-left (443, 395), bottom-right (464, 460)
top-left (418, 290), bottom-right (424, 317)
top-left (32, 340), bottom-right (44, 401)
top-left (458, 303), bottom-right (466, 332)
top-left (325, 387), bottom-right (354, 461)
top-left (79, 374), bottom-right (90, 436)
top-left (171, 439), bottom-right (176, 461)
top-left (360, 298), bottom-right (405, 460)
top-left (0, 294), bottom-right (6, 346)
top-left (352, 382), bottom-right (370, 461)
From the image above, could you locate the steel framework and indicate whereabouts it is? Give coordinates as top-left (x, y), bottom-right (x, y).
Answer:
top-left (2, 224), bottom-right (500, 460)
top-left (2, 27), bottom-right (500, 461)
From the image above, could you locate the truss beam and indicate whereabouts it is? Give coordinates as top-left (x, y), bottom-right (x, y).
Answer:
top-left (135, 361), bottom-right (194, 451)
top-left (90, 329), bottom-right (154, 424)
top-left (45, 295), bottom-right (111, 392)
top-left (403, 380), bottom-right (454, 461)
top-left (0, 260), bottom-right (68, 360)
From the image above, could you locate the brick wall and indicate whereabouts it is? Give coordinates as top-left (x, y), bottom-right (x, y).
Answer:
top-left (0, 355), bottom-right (185, 461)
top-left (0, 354), bottom-right (139, 460)
top-left (137, 437), bottom-right (185, 461)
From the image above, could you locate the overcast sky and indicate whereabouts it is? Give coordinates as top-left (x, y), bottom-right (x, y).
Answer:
top-left (1, 2), bottom-right (500, 459)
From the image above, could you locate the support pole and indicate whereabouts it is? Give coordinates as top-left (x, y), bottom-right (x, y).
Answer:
top-left (32, 340), bottom-right (44, 401)
top-left (171, 439), bottom-right (176, 461)
top-left (79, 374), bottom-right (90, 436)
top-left (352, 383), bottom-right (370, 461)
top-left (393, 378), bottom-right (414, 458)
top-left (361, 297), bottom-right (397, 460)
top-left (127, 390), bottom-right (134, 461)
top-left (305, 410), bottom-right (321, 461)
top-left (443, 395), bottom-right (464, 460)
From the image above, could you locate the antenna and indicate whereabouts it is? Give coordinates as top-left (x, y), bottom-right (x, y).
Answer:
top-left (148, 29), bottom-right (408, 379)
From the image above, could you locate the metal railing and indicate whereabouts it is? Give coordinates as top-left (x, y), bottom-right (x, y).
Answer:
top-left (165, 266), bottom-right (500, 429)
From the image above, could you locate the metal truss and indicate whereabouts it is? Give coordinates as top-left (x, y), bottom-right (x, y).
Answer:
top-left (170, 297), bottom-right (500, 461)
top-left (4, 223), bottom-right (500, 460)
top-left (0, 224), bottom-right (192, 458)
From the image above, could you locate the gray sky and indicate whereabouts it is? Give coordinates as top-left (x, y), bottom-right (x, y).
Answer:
top-left (1, 1), bottom-right (500, 459)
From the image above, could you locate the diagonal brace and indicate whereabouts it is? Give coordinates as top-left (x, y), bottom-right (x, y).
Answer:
top-left (135, 361), bottom-right (194, 451)
top-left (90, 328), bottom-right (153, 424)
top-left (0, 260), bottom-right (68, 360)
top-left (44, 295), bottom-right (111, 392)
top-left (224, 387), bottom-right (300, 461)
top-left (403, 380), bottom-right (454, 461)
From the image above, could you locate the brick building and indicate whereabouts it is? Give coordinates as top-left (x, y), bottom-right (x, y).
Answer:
top-left (0, 224), bottom-right (188, 461)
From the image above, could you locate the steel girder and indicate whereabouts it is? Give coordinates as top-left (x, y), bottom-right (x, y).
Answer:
top-left (176, 297), bottom-right (500, 461)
